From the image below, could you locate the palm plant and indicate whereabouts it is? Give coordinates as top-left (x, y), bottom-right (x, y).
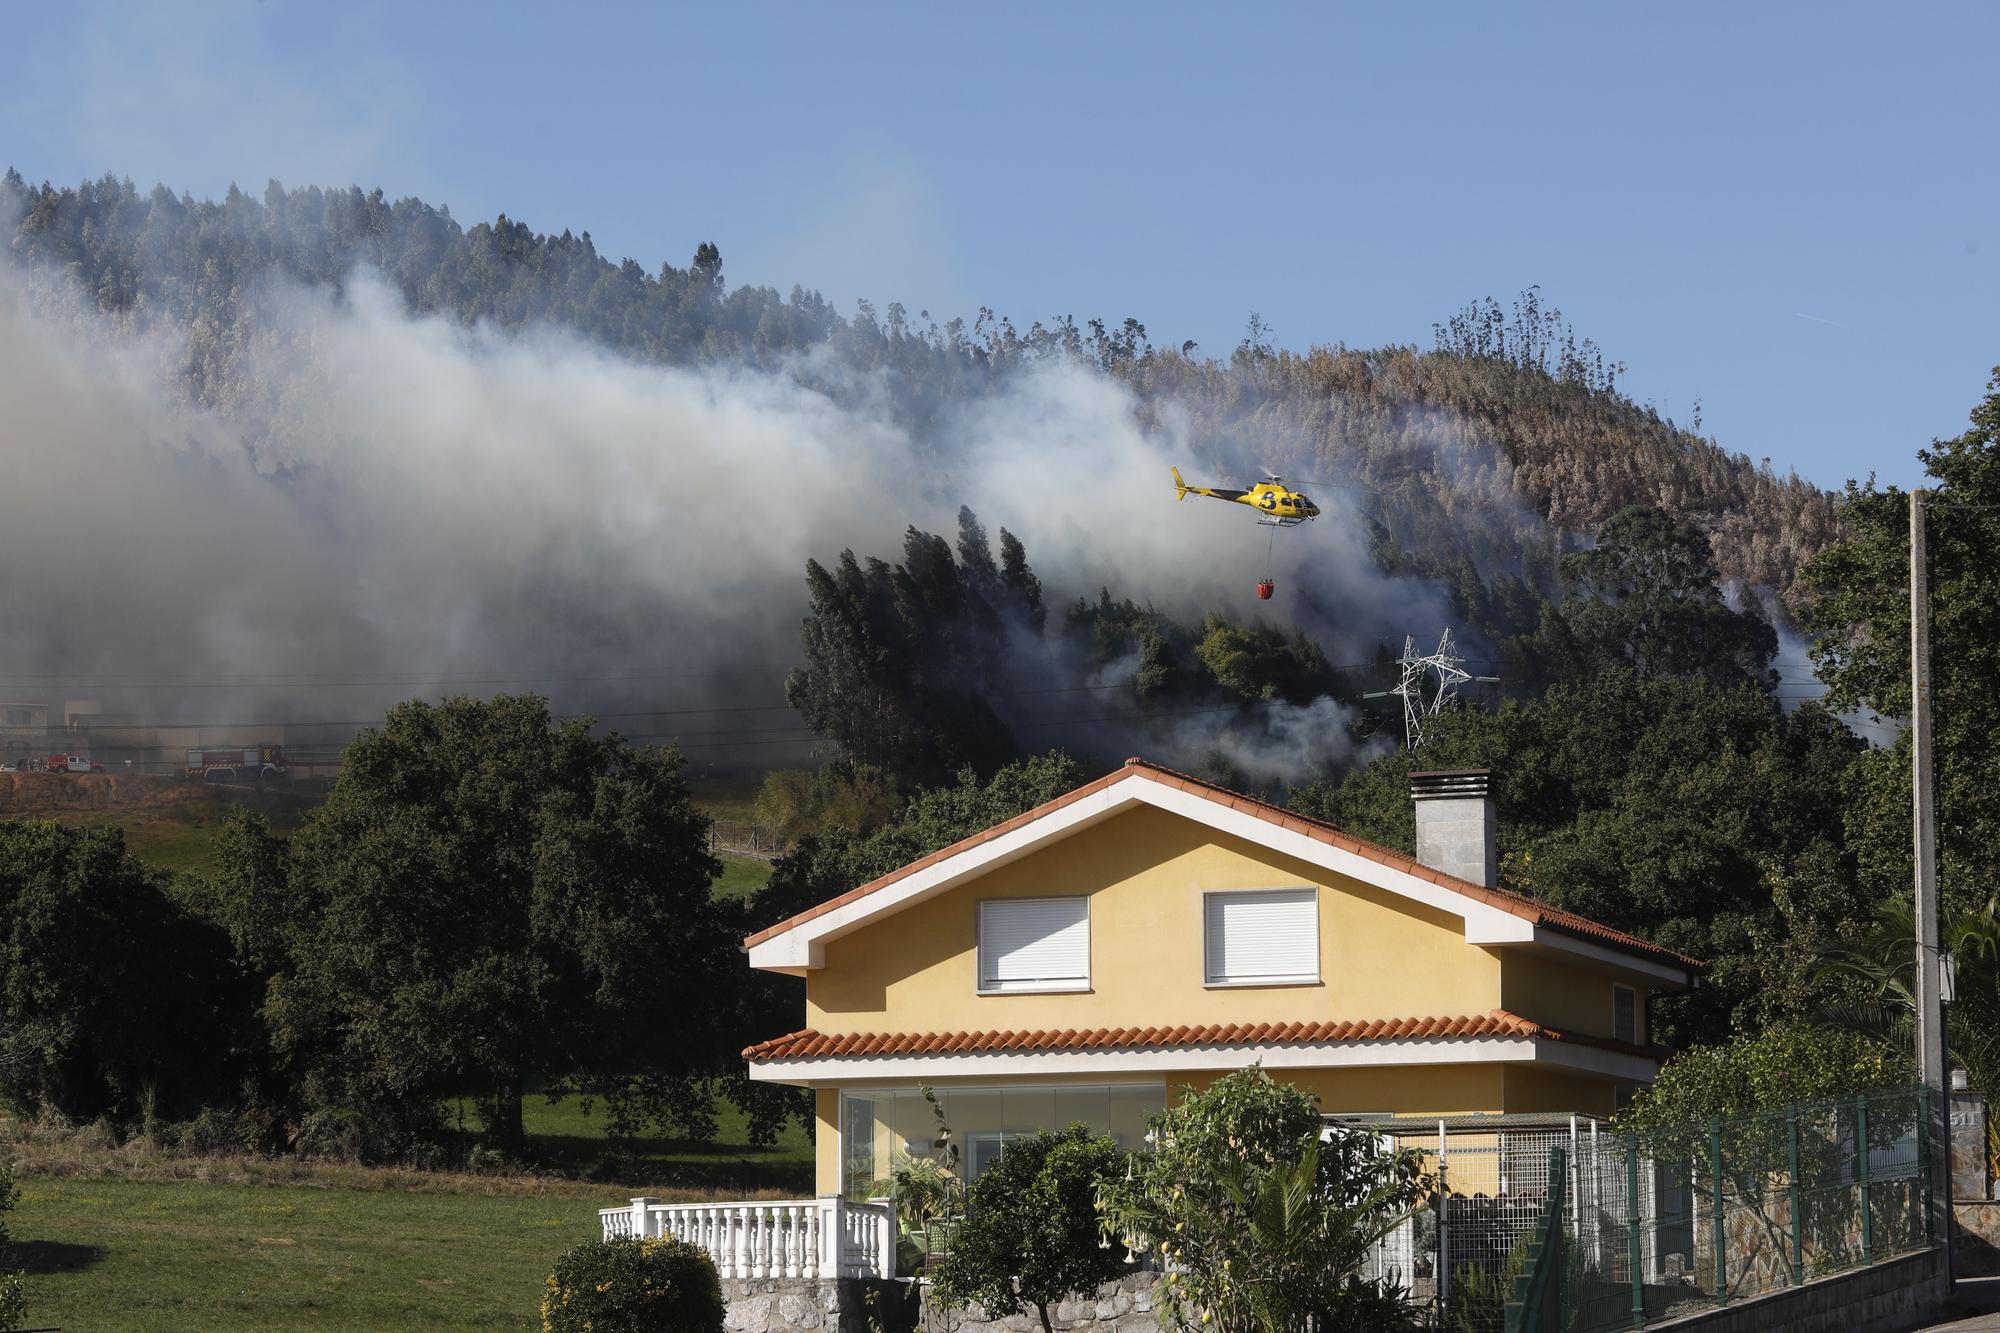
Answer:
top-left (1818, 895), bottom-right (2000, 1172)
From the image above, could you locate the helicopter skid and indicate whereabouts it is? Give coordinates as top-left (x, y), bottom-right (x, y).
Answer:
top-left (1256, 516), bottom-right (1308, 527)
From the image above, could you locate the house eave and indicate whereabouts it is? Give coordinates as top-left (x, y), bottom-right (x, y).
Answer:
top-left (745, 1036), bottom-right (1661, 1088)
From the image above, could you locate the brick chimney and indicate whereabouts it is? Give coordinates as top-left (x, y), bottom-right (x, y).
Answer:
top-left (1410, 769), bottom-right (1497, 888)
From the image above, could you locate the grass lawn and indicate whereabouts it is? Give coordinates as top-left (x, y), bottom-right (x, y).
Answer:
top-left (44, 788), bottom-right (316, 877)
top-left (4, 1089), bottom-right (813, 1332)
top-left (712, 852), bottom-right (773, 900)
top-left (457, 1089), bottom-right (812, 1193)
top-left (9, 1175), bottom-right (603, 1331)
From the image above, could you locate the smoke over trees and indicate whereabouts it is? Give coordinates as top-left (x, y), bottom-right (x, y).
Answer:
top-left (0, 171), bottom-right (1838, 744)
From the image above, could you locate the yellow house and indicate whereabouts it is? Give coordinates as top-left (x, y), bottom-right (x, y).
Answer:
top-left (742, 761), bottom-right (1699, 1199)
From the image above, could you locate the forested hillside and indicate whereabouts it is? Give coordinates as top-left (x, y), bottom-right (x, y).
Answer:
top-left (3, 166), bottom-right (1991, 1170)
top-left (2, 172), bottom-right (1837, 618)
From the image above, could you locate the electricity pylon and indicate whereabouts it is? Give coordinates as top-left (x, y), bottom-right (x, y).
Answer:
top-left (1366, 629), bottom-right (1492, 750)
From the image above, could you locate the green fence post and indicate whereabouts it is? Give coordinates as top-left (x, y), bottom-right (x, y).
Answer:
top-left (1710, 1119), bottom-right (1728, 1306)
top-left (1857, 1095), bottom-right (1873, 1264)
top-left (1787, 1108), bottom-right (1804, 1286)
top-left (1628, 1135), bottom-right (1644, 1329)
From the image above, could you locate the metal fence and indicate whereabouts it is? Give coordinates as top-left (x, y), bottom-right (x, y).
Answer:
top-left (1344, 1087), bottom-right (1932, 1331)
top-left (1504, 1145), bottom-right (1567, 1333)
top-left (1341, 1112), bottom-right (1606, 1331)
top-left (1502, 1085), bottom-right (1931, 1332)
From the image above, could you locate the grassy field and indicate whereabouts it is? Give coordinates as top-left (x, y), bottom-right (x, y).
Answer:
top-left (10, 1175), bottom-right (602, 1331)
top-left (2, 770), bottom-right (799, 1327)
top-left (5, 1090), bottom-right (813, 1331)
top-left (713, 852), bottom-right (774, 899)
top-left (0, 781), bottom-right (318, 877)
top-left (446, 1090), bottom-right (812, 1191)
top-left (5, 771), bottom-right (781, 886)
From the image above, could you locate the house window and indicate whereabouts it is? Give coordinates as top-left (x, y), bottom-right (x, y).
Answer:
top-left (1204, 888), bottom-right (1320, 986)
top-left (1614, 985), bottom-right (1638, 1044)
top-left (977, 896), bottom-right (1089, 994)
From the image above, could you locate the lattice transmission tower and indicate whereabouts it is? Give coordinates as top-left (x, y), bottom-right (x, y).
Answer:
top-left (1367, 628), bottom-right (1494, 750)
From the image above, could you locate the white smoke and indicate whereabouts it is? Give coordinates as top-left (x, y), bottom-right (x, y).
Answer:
top-left (0, 261), bottom-right (1462, 777)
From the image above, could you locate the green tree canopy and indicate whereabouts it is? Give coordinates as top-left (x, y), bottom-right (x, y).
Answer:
top-left (1531, 505), bottom-right (1777, 691)
top-left (748, 751), bottom-right (1087, 932)
top-left (1292, 672), bottom-right (1868, 1044)
top-left (1803, 367), bottom-right (2000, 917)
top-left (933, 1126), bottom-right (1129, 1333)
top-left (1098, 1068), bottom-right (1427, 1333)
top-left (1616, 1023), bottom-right (1912, 1139)
top-left (0, 821), bottom-right (244, 1122)
top-left (784, 512), bottom-right (1041, 785)
top-left (216, 694), bottom-right (731, 1153)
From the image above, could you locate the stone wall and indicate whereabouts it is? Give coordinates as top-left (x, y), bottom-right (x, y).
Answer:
top-left (722, 1276), bottom-right (917, 1333)
top-left (1956, 1201), bottom-right (2000, 1277)
top-left (1954, 1093), bottom-right (1993, 1202)
top-left (1643, 1247), bottom-right (1947, 1333)
top-left (918, 1273), bottom-right (1161, 1333)
top-left (718, 1274), bottom-right (1166, 1333)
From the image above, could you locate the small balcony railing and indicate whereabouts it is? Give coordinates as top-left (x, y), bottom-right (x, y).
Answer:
top-left (598, 1196), bottom-right (897, 1280)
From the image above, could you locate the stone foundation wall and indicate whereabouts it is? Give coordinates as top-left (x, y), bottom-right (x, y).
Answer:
top-left (722, 1277), bottom-right (916, 1333)
top-left (918, 1273), bottom-right (1161, 1333)
top-left (1956, 1201), bottom-right (2000, 1277)
top-left (719, 1274), bottom-right (1166, 1333)
top-left (1644, 1247), bottom-right (1946, 1333)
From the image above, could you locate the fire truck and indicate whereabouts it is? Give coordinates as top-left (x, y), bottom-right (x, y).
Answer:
top-left (186, 746), bottom-right (290, 783)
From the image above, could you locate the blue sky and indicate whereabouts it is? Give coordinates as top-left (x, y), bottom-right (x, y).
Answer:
top-left (6, 1), bottom-right (1995, 491)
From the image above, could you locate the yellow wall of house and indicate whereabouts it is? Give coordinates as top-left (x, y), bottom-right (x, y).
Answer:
top-left (815, 1087), bottom-right (840, 1196)
top-left (1500, 1065), bottom-right (1620, 1118)
top-left (807, 805), bottom-right (1503, 1033)
top-left (1499, 956), bottom-right (1648, 1044)
top-left (1176, 1064), bottom-right (1508, 1116)
top-left (785, 801), bottom-right (1666, 1192)
top-left (804, 1063), bottom-right (1623, 1194)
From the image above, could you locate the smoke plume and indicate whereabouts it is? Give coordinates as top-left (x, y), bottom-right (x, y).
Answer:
top-left (0, 260), bottom-right (1463, 777)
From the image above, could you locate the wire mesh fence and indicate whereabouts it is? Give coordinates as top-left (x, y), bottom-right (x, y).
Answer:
top-left (1503, 1146), bottom-right (1567, 1333)
top-left (1523, 1085), bottom-right (1932, 1332)
top-left (1344, 1086), bottom-right (1933, 1331)
top-left (1342, 1112), bottom-right (1603, 1332)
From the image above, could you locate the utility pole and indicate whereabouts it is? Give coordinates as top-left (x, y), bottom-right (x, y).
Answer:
top-left (1911, 488), bottom-right (1952, 1266)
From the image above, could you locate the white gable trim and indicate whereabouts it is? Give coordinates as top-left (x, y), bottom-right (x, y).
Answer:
top-left (1527, 928), bottom-right (1693, 987)
top-left (746, 1035), bottom-right (1661, 1087)
top-left (745, 770), bottom-right (1632, 973)
top-left (747, 782), bottom-right (1130, 970)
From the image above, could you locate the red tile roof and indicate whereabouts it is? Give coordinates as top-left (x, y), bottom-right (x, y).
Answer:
top-left (742, 758), bottom-right (1701, 971)
top-left (742, 1010), bottom-right (1663, 1062)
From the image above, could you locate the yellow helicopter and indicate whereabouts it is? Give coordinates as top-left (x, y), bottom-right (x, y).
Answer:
top-left (1170, 467), bottom-right (1322, 526)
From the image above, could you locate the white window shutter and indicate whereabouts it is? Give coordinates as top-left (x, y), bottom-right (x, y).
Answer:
top-left (1205, 889), bottom-right (1319, 984)
top-left (979, 897), bottom-right (1089, 992)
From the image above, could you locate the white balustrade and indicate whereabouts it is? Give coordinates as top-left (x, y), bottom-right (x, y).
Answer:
top-left (597, 1196), bottom-right (896, 1280)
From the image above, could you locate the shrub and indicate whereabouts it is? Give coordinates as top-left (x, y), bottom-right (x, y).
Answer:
top-left (175, 1106), bottom-right (252, 1156)
top-left (541, 1236), bottom-right (722, 1333)
top-left (1098, 1067), bottom-right (1429, 1333)
top-left (1617, 1022), bottom-right (1913, 1138)
top-left (932, 1125), bottom-right (1126, 1333)
top-left (0, 1157), bottom-right (25, 1333)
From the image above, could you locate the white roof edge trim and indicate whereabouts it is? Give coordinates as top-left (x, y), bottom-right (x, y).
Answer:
top-left (746, 782), bottom-right (1136, 969)
top-left (745, 1035), bottom-right (1661, 1086)
top-left (1126, 783), bottom-right (1527, 939)
top-left (1529, 928), bottom-right (1695, 987)
top-left (746, 769), bottom-right (1670, 974)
